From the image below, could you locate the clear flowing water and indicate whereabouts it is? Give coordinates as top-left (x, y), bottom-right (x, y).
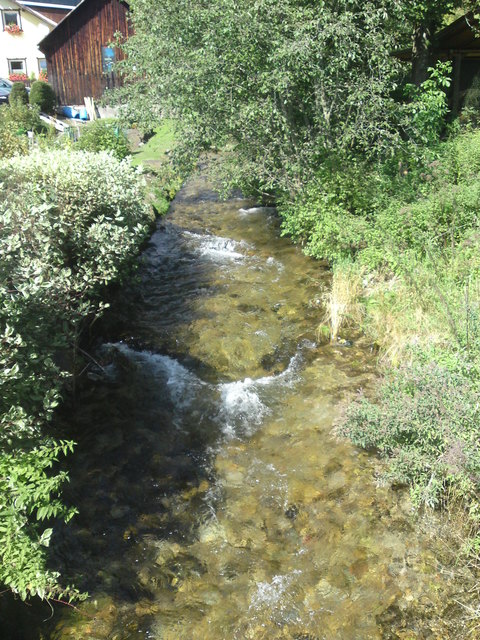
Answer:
top-left (14, 172), bottom-right (473, 639)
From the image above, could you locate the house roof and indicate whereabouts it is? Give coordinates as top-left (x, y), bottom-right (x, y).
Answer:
top-left (18, 0), bottom-right (79, 9)
top-left (7, 0), bottom-right (57, 26)
top-left (434, 12), bottom-right (480, 53)
top-left (394, 12), bottom-right (480, 61)
top-left (38, 0), bottom-right (128, 51)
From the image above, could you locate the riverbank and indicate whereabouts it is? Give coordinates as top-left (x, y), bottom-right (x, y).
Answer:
top-left (278, 126), bottom-right (480, 572)
top-left (0, 148), bottom-right (152, 605)
top-left (130, 122), bottom-right (182, 216)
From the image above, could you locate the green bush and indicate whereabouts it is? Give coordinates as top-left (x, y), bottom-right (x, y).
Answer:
top-left (8, 82), bottom-right (28, 106)
top-left (29, 80), bottom-right (56, 114)
top-left (76, 118), bottom-right (130, 160)
top-left (0, 103), bottom-right (44, 158)
top-left (367, 181), bottom-right (480, 268)
top-left (339, 354), bottom-right (480, 510)
top-left (0, 149), bottom-right (151, 601)
top-left (279, 158), bottom-right (381, 262)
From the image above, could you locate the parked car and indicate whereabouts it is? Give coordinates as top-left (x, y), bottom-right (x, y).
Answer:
top-left (0, 87), bottom-right (10, 105)
top-left (0, 78), bottom-right (12, 104)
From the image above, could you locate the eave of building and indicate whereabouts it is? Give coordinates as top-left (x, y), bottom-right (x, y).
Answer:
top-left (18, 0), bottom-right (79, 8)
top-left (20, 2), bottom-right (78, 8)
top-left (3, 0), bottom-right (57, 26)
top-left (393, 12), bottom-right (480, 62)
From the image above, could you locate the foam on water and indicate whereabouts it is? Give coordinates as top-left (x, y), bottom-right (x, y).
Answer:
top-left (238, 206), bottom-right (277, 215)
top-left (105, 342), bottom-right (309, 439)
top-left (183, 231), bottom-right (248, 261)
top-left (109, 343), bottom-right (208, 413)
top-left (249, 571), bottom-right (302, 611)
top-left (218, 378), bottom-right (269, 438)
top-left (216, 352), bottom-right (303, 438)
top-left (266, 256), bottom-right (284, 271)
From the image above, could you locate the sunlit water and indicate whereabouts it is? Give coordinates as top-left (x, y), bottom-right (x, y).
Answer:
top-left (7, 172), bottom-right (474, 639)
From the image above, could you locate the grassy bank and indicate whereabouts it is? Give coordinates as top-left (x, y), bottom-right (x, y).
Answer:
top-left (279, 125), bottom-right (480, 554)
top-left (131, 120), bottom-right (176, 168)
top-left (130, 121), bottom-right (181, 216)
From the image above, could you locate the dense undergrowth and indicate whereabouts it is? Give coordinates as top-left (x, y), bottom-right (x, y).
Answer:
top-left (279, 121), bottom-right (480, 552)
top-left (0, 148), bottom-right (152, 601)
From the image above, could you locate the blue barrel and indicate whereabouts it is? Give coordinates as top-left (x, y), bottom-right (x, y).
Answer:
top-left (62, 106), bottom-right (79, 119)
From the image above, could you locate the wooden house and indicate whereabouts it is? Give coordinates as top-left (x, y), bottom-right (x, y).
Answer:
top-left (38, 0), bottom-right (130, 105)
top-left (396, 13), bottom-right (480, 113)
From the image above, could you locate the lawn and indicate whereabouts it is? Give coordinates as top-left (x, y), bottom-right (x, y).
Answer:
top-left (131, 120), bottom-right (176, 168)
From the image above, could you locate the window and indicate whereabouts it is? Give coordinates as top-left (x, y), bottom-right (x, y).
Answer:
top-left (8, 59), bottom-right (27, 75)
top-left (38, 58), bottom-right (47, 74)
top-left (101, 46), bottom-right (115, 73)
top-left (2, 10), bottom-right (21, 31)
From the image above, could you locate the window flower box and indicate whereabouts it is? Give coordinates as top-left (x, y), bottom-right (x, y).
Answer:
top-left (5, 24), bottom-right (23, 35)
top-left (8, 73), bottom-right (28, 83)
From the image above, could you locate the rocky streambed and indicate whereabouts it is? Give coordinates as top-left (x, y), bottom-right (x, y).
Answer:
top-left (8, 171), bottom-right (475, 640)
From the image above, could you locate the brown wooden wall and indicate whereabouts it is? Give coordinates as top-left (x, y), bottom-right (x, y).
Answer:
top-left (40, 0), bottom-right (130, 105)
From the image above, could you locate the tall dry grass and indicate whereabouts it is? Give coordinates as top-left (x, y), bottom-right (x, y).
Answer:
top-left (322, 261), bottom-right (466, 364)
top-left (322, 262), bottom-right (364, 342)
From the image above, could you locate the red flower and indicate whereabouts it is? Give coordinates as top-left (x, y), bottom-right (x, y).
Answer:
top-left (8, 73), bottom-right (28, 83)
top-left (5, 24), bottom-right (23, 35)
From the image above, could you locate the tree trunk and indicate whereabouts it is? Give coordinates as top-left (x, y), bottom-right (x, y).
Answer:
top-left (412, 22), bottom-right (435, 86)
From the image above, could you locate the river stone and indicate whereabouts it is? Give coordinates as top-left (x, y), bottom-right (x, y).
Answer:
top-left (181, 478), bottom-right (210, 500)
top-left (222, 468), bottom-right (245, 486)
top-left (224, 521), bottom-right (267, 548)
top-left (215, 458), bottom-right (246, 486)
top-left (198, 520), bottom-right (227, 544)
top-left (56, 596), bottom-right (117, 640)
top-left (154, 540), bottom-right (181, 565)
top-left (289, 481), bottom-right (323, 505)
top-left (109, 504), bottom-right (130, 519)
top-left (135, 600), bottom-right (161, 617)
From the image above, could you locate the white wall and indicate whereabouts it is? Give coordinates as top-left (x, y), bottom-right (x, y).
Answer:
top-left (0, 0), bottom-right (52, 79)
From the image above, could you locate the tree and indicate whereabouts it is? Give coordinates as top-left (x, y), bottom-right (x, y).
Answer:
top-left (114, 0), bottom-right (412, 196)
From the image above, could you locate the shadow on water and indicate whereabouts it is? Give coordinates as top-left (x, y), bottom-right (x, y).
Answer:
top-left (1, 183), bottom-right (231, 640)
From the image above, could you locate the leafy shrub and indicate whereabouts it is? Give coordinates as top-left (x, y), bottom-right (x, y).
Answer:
top-left (401, 62), bottom-right (451, 151)
top-left (76, 119), bottom-right (130, 160)
top-left (0, 149), bottom-right (151, 601)
top-left (0, 103), bottom-right (44, 158)
top-left (29, 80), bottom-right (56, 114)
top-left (8, 81), bottom-right (28, 106)
top-left (339, 355), bottom-right (480, 509)
top-left (449, 129), bottom-right (480, 182)
top-left (368, 181), bottom-right (480, 267)
top-left (279, 158), bottom-right (379, 262)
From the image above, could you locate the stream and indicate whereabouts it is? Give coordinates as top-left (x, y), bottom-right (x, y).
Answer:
top-left (7, 171), bottom-right (472, 639)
